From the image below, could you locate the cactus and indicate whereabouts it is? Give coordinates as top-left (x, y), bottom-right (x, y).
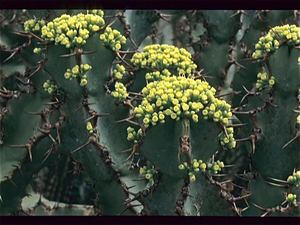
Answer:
top-left (0, 9), bottom-right (300, 216)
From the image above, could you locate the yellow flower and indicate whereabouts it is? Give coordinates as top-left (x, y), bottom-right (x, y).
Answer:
top-left (182, 103), bottom-right (189, 111)
top-left (178, 164), bottom-right (185, 170)
top-left (145, 173), bottom-right (153, 180)
top-left (174, 105), bottom-right (180, 112)
top-left (193, 161), bottom-right (200, 168)
top-left (171, 113), bottom-right (177, 119)
top-left (80, 78), bottom-right (88, 86)
top-left (43, 82), bottom-right (49, 88)
top-left (115, 43), bottom-right (121, 50)
top-left (143, 117), bottom-right (150, 124)
top-left (86, 122), bottom-right (93, 131)
top-left (201, 94), bottom-right (207, 101)
top-left (92, 25), bottom-right (99, 32)
top-left (189, 174), bottom-right (196, 182)
top-left (222, 118), bottom-right (228, 124)
top-left (77, 36), bottom-right (84, 44)
top-left (192, 114), bottom-right (198, 122)
top-left (269, 79), bottom-right (275, 86)
top-left (172, 99), bottom-right (179, 105)
top-left (152, 115), bottom-right (158, 122)
top-left (159, 113), bottom-right (165, 120)
top-left (64, 72), bottom-right (71, 79)
top-left (72, 66), bottom-right (79, 74)
top-left (213, 164), bottom-right (220, 171)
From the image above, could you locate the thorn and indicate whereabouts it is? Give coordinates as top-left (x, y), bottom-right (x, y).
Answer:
top-left (5, 177), bottom-right (17, 188)
top-left (74, 102), bottom-right (95, 112)
top-left (212, 173), bottom-right (228, 177)
top-left (230, 10), bottom-right (249, 18)
top-left (118, 204), bottom-right (142, 216)
top-left (251, 202), bottom-right (266, 211)
top-left (240, 56), bottom-right (264, 62)
top-left (41, 144), bottom-right (57, 165)
top-left (60, 50), bottom-right (97, 58)
top-left (282, 130), bottom-right (300, 149)
top-left (226, 123), bottom-right (248, 128)
top-left (267, 177), bottom-right (289, 184)
top-left (127, 185), bottom-right (136, 190)
top-left (264, 180), bottom-right (289, 189)
top-left (84, 113), bottom-right (111, 122)
top-left (9, 144), bottom-right (33, 162)
top-left (71, 141), bottom-right (90, 154)
top-left (234, 193), bottom-right (252, 201)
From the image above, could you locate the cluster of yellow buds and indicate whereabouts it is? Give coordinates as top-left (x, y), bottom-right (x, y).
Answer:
top-left (100, 27), bottom-right (127, 51)
top-left (111, 64), bottom-right (126, 80)
top-left (255, 72), bottom-right (275, 91)
top-left (131, 44), bottom-right (197, 75)
top-left (134, 73), bottom-right (232, 128)
top-left (252, 24), bottom-right (300, 59)
top-left (33, 47), bottom-right (46, 58)
top-left (86, 122), bottom-right (94, 134)
top-left (218, 127), bottom-right (236, 149)
top-left (202, 98), bottom-right (232, 124)
top-left (24, 19), bottom-right (46, 33)
top-left (207, 160), bottom-right (225, 174)
top-left (38, 12), bottom-right (105, 48)
top-left (287, 170), bottom-right (300, 187)
top-left (89, 9), bottom-right (104, 17)
top-left (64, 64), bottom-right (92, 86)
top-left (43, 80), bottom-right (58, 95)
top-left (178, 159), bottom-right (206, 182)
top-left (111, 82), bottom-right (128, 101)
top-left (286, 193), bottom-right (298, 206)
top-left (178, 159), bottom-right (224, 182)
top-left (145, 68), bottom-right (171, 82)
top-left (179, 159), bottom-right (207, 173)
top-left (139, 166), bottom-right (157, 182)
top-left (126, 126), bottom-right (143, 142)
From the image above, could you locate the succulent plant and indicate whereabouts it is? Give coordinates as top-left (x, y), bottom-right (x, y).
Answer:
top-left (0, 9), bottom-right (299, 216)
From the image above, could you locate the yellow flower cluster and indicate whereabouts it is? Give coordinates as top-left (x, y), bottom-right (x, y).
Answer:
top-left (218, 127), bottom-right (236, 149)
top-left (178, 159), bottom-right (224, 182)
top-left (255, 72), bottom-right (275, 91)
top-left (287, 170), bottom-right (300, 187)
top-left (111, 64), bottom-right (126, 80)
top-left (33, 47), bottom-right (46, 58)
top-left (131, 44), bottom-right (197, 75)
top-left (86, 122), bottom-right (93, 134)
top-left (139, 166), bottom-right (157, 182)
top-left (111, 82), bottom-right (128, 101)
top-left (145, 68), bottom-right (171, 82)
top-left (126, 126), bottom-right (143, 142)
top-left (252, 24), bottom-right (300, 59)
top-left (39, 12), bottom-right (105, 48)
top-left (43, 80), bottom-right (58, 95)
top-left (90, 9), bottom-right (104, 17)
top-left (286, 193), bottom-right (297, 206)
top-left (134, 73), bottom-right (232, 128)
top-left (100, 27), bottom-right (127, 51)
top-left (64, 64), bottom-right (92, 86)
top-left (207, 160), bottom-right (225, 174)
top-left (24, 19), bottom-right (46, 33)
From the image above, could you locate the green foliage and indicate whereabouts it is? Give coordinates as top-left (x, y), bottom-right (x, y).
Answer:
top-left (0, 9), bottom-right (300, 217)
